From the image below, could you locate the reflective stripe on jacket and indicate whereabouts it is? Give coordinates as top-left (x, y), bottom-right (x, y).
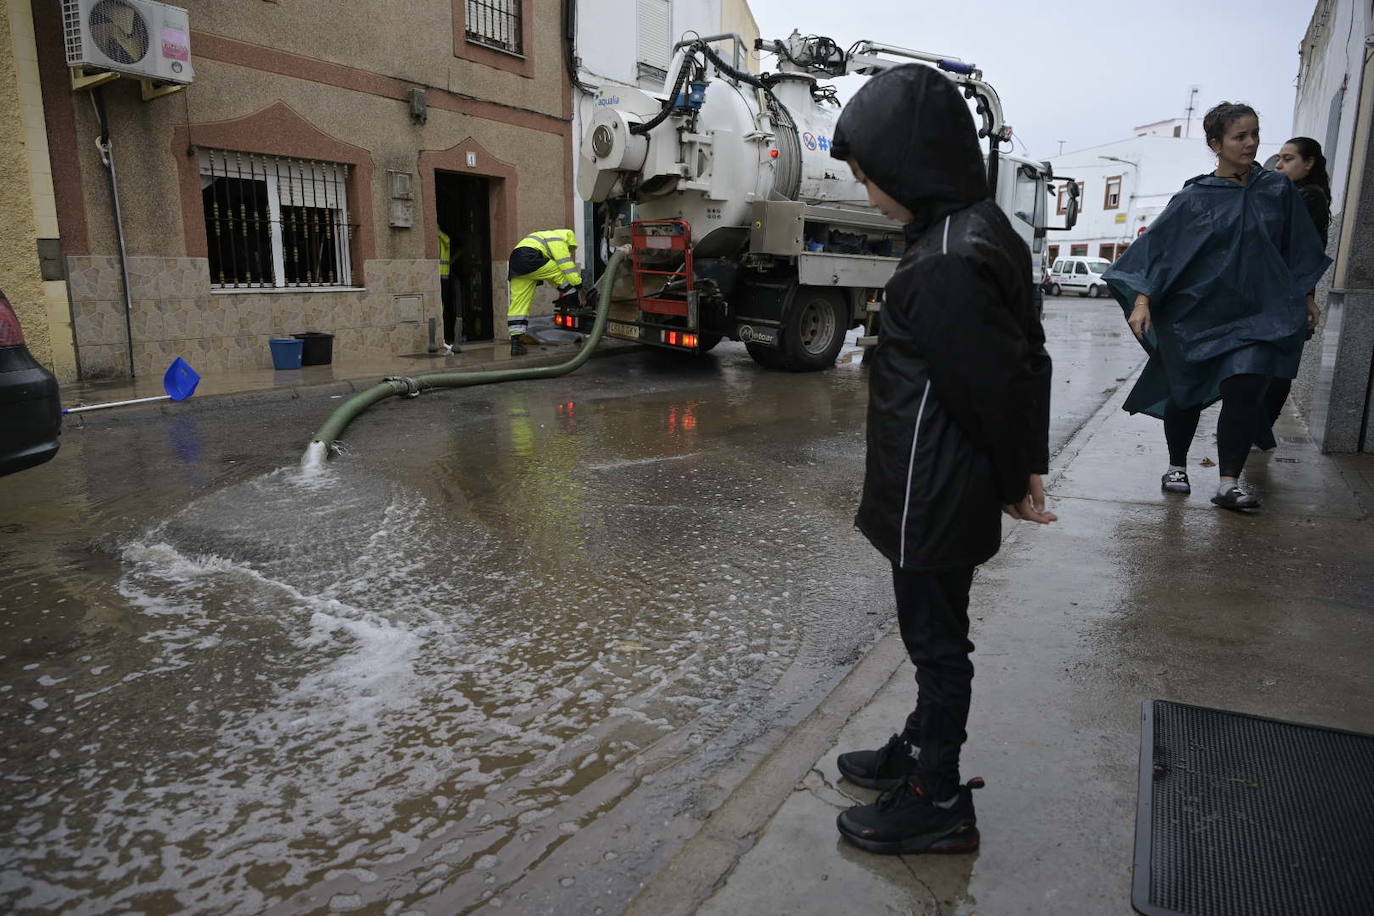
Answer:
top-left (438, 229), bottom-right (452, 278)
top-left (514, 230), bottom-right (582, 287)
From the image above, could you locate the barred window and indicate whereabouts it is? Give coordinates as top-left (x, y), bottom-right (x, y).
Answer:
top-left (199, 150), bottom-right (355, 289)
top-left (466, 0), bottom-right (522, 55)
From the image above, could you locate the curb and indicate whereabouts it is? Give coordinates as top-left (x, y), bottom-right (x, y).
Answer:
top-left (623, 356), bottom-right (1150, 916)
top-left (61, 341), bottom-right (645, 427)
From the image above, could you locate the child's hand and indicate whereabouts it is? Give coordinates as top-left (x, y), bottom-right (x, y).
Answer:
top-left (1003, 474), bottom-right (1058, 524)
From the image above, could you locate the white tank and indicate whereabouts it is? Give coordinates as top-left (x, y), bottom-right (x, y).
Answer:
top-left (578, 66), bottom-right (881, 247)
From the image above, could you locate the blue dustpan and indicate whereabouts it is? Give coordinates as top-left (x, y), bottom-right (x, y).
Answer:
top-left (63, 358), bottom-right (202, 414)
top-left (163, 357), bottom-right (201, 401)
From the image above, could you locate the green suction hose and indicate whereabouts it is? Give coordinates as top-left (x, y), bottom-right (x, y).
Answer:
top-left (304, 250), bottom-right (627, 465)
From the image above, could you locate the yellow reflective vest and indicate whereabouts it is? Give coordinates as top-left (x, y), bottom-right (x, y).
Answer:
top-left (515, 229), bottom-right (582, 287)
top-left (438, 229), bottom-right (452, 279)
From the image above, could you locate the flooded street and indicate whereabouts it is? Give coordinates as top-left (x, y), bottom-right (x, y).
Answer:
top-left (1, 300), bottom-right (1143, 914)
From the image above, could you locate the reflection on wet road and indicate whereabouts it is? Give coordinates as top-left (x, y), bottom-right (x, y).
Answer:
top-left (0, 300), bottom-right (1142, 913)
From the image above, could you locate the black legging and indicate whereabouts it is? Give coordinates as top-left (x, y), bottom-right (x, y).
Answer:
top-left (1163, 374), bottom-right (1269, 478)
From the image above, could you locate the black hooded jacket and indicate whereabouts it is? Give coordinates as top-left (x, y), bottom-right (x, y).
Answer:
top-left (832, 65), bottom-right (1052, 571)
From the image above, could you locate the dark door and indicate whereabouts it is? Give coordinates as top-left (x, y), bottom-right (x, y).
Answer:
top-left (435, 172), bottom-right (494, 342)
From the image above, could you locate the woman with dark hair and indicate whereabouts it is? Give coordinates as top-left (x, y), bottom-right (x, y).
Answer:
top-left (1104, 103), bottom-right (1330, 510)
top-left (1256, 137), bottom-right (1333, 448)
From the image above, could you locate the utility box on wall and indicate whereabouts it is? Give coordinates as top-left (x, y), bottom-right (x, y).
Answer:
top-left (388, 170), bottom-right (414, 228)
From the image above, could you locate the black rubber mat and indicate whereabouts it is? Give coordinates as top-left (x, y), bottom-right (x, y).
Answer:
top-left (1134, 699), bottom-right (1374, 915)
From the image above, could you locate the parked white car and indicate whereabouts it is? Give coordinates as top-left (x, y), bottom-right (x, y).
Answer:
top-left (1047, 256), bottom-right (1114, 298)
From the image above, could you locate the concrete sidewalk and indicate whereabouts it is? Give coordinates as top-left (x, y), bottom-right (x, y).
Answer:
top-left (629, 381), bottom-right (1374, 915)
top-left (57, 329), bottom-right (638, 420)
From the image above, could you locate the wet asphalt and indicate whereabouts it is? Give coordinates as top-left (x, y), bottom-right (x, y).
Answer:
top-left (0, 297), bottom-right (1144, 914)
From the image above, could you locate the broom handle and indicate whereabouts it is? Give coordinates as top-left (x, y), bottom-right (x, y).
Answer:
top-left (62, 395), bottom-right (171, 414)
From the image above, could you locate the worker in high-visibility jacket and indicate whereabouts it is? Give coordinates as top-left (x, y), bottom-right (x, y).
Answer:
top-left (507, 229), bottom-right (582, 356)
top-left (437, 227), bottom-right (461, 354)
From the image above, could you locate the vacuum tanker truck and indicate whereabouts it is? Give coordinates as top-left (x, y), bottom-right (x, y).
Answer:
top-left (559, 32), bottom-right (1078, 371)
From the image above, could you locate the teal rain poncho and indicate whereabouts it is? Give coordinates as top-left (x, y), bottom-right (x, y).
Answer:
top-left (1104, 164), bottom-right (1331, 417)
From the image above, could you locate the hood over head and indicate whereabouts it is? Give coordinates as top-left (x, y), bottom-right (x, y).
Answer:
top-left (830, 65), bottom-right (989, 216)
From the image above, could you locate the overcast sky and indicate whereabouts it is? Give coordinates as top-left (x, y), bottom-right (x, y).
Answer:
top-left (745, 0), bottom-right (1316, 160)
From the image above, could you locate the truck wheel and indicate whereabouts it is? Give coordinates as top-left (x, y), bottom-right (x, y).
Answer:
top-left (746, 342), bottom-right (784, 369)
top-left (779, 287), bottom-right (847, 371)
top-left (698, 333), bottom-right (723, 353)
top-left (1049, 283), bottom-right (1062, 296)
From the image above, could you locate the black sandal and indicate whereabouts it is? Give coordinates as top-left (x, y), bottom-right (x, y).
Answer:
top-left (1211, 485), bottom-right (1261, 510)
top-left (1161, 469), bottom-right (1191, 494)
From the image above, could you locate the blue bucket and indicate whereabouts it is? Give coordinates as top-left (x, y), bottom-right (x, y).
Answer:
top-left (269, 338), bottom-right (303, 370)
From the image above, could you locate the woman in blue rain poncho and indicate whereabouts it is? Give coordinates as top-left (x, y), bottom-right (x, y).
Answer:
top-left (1104, 102), bottom-right (1330, 510)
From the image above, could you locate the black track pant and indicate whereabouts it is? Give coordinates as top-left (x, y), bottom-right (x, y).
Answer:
top-left (894, 563), bottom-right (977, 798)
top-left (1163, 374), bottom-right (1269, 478)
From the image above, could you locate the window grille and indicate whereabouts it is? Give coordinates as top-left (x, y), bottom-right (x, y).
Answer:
top-left (466, 0), bottom-right (522, 55)
top-left (1070, 243), bottom-right (1088, 257)
top-left (199, 150), bottom-right (355, 289)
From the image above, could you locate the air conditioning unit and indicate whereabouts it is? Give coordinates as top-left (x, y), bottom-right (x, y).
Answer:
top-left (63, 0), bottom-right (195, 85)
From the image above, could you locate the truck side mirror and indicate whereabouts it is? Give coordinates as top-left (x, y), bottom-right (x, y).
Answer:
top-left (1064, 195), bottom-right (1080, 230)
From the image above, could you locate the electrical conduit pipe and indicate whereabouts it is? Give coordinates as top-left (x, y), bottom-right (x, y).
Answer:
top-left (302, 250), bottom-right (626, 467)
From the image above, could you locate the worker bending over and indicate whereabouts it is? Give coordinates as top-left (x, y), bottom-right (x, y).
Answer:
top-left (508, 229), bottom-right (582, 356)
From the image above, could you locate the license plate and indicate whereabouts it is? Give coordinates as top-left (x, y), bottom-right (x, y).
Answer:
top-left (608, 321), bottom-right (641, 339)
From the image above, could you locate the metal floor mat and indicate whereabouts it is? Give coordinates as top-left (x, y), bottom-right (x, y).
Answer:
top-left (1135, 700), bottom-right (1374, 915)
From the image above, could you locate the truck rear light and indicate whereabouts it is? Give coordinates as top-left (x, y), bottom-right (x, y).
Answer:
top-left (0, 291), bottom-right (26, 347)
top-left (663, 331), bottom-right (698, 348)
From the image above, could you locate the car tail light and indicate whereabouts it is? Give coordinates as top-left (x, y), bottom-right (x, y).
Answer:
top-left (0, 291), bottom-right (25, 347)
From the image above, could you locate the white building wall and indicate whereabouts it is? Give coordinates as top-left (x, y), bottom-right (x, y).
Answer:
top-left (1046, 134), bottom-right (1280, 262)
top-left (1292, 0), bottom-right (1370, 209)
top-left (1289, 0), bottom-right (1374, 452)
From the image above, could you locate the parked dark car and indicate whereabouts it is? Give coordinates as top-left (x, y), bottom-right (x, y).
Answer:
top-left (0, 290), bottom-right (61, 477)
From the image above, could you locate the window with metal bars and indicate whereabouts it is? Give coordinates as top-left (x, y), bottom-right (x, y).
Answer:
top-left (465, 0), bottom-right (522, 55)
top-left (199, 149), bottom-right (355, 289)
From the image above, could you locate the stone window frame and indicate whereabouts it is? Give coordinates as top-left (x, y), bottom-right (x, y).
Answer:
top-left (174, 102), bottom-right (376, 288)
top-left (453, 0), bottom-right (535, 79)
top-left (197, 149), bottom-right (356, 291)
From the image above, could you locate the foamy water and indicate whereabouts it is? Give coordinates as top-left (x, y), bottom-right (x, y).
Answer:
top-left (0, 448), bottom-right (876, 913)
top-left (300, 440), bottom-right (329, 474)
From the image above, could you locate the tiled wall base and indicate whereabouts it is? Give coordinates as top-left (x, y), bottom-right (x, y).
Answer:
top-left (66, 256), bottom-right (440, 378)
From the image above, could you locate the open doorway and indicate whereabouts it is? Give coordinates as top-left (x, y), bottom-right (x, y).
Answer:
top-left (435, 172), bottom-right (494, 342)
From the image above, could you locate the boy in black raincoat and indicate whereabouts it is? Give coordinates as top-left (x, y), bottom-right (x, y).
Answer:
top-left (829, 65), bottom-right (1055, 855)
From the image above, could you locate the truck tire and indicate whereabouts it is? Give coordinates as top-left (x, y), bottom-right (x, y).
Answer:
top-left (779, 287), bottom-right (847, 371)
top-left (698, 333), bottom-right (723, 353)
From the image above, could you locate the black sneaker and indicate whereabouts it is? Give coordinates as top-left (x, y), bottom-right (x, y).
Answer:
top-left (1161, 469), bottom-right (1190, 494)
top-left (510, 336), bottom-right (527, 357)
top-left (1211, 485), bottom-right (1260, 510)
top-left (837, 733), bottom-right (918, 790)
top-left (836, 777), bottom-right (983, 855)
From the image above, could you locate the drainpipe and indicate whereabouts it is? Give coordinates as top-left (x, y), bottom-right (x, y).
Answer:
top-left (90, 87), bottom-right (137, 378)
